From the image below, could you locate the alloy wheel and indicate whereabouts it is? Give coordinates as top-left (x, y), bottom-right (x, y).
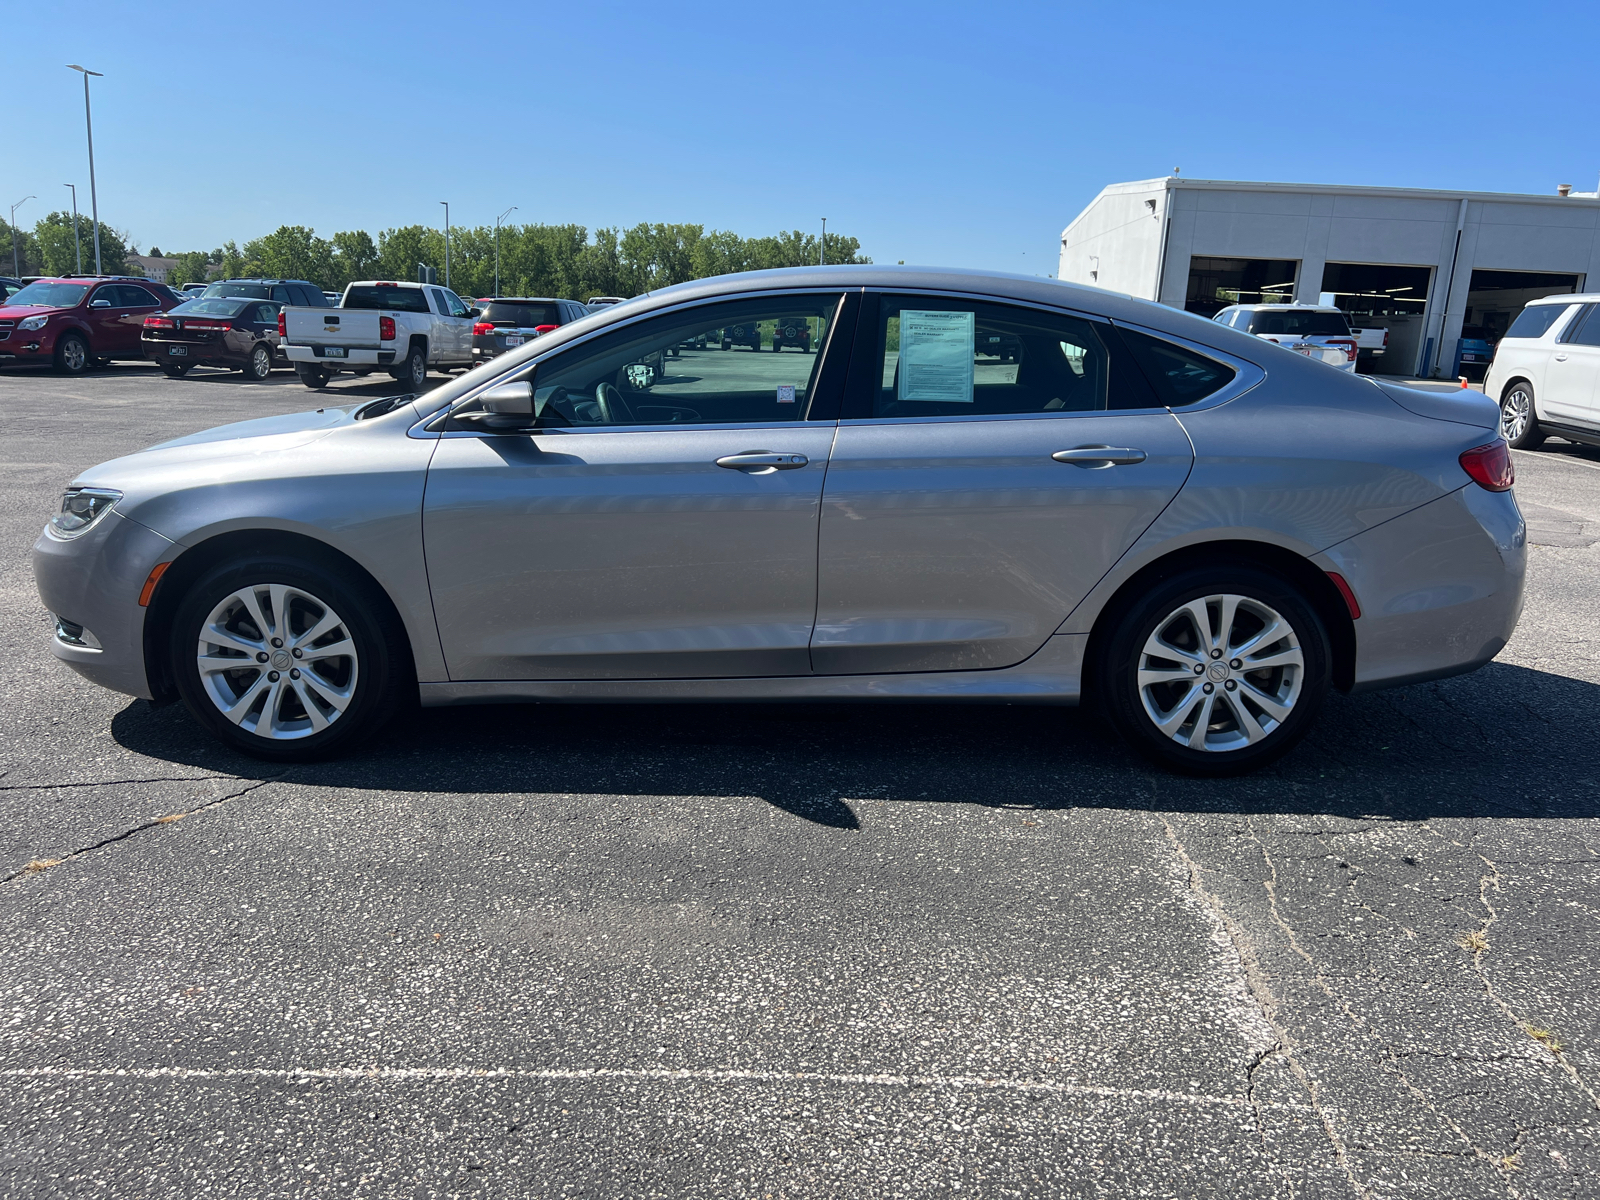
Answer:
top-left (251, 345), bottom-right (271, 379)
top-left (61, 338), bottom-right (87, 372)
top-left (1501, 387), bottom-right (1531, 443)
top-left (1136, 593), bottom-right (1304, 752)
top-left (195, 583), bottom-right (359, 740)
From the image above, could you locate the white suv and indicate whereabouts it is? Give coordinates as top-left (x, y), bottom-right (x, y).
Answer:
top-left (1211, 304), bottom-right (1358, 373)
top-left (1482, 294), bottom-right (1600, 449)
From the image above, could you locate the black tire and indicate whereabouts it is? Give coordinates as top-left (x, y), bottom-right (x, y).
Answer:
top-left (170, 554), bottom-right (410, 762)
top-left (721, 339), bottom-right (731, 351)
top-left (398, 345), bottom-right (426, 391)
top-left (161, 363), bottom-right (190, 378)
top-left (297, 365), bottom-right (330, 389)
top-left (1096, 566), bottom-right (1330, 776)
top-left (1499, 379), bottom-right (1546, 450)
top-left (246, 343), bottom-right (273, 381)
top-left (55, 333), bottom-right (91, 375)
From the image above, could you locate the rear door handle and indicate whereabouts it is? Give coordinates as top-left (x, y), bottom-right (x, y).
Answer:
top-left (715, 451), bottom-right (809, 470)
top-left (1051, 446), bottom-right (1147, 466)
top-left (1554, 353), bottom-right (1569, 362)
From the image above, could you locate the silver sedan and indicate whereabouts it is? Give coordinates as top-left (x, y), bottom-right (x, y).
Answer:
top-left (33, 267), bottom-right (1526, 775)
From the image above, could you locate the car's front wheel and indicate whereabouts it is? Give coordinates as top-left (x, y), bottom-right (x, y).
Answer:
top-left (170, 555), bottom-right (409, 761)
top-left (161, 363), bottom-right (190, 378)
top-left (55, 333), bottom-right (91, 375)
top-left (1499, 380), bottom-right (1546, 450)
top-left (1097, 566), bottom-right (1330, 776)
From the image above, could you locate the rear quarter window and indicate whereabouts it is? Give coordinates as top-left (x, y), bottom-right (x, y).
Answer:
top-left (1117, 327), bottom-right (1238, 407)
top-left (1507, 303), bottom-right (1575, 340)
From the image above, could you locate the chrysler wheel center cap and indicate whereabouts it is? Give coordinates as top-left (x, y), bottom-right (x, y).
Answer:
top-left (271, 650), bottom-right (292, 670)
top-left (1206, 661), bottom-right (1230, 683)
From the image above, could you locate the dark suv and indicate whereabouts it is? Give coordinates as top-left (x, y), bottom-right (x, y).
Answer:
top-left (770, 316), bottom-right (812, 352)
top-left (203, 279), bottom-right (330, 307)
top-left (471, 297), bottom-right (589, 363)
top-left (0, 276), bottom-right (182, 374)
top-left (721, 320), bottom-right (762, 351)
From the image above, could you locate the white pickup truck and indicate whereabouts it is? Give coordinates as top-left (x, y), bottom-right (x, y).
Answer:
top-left (280, 280), bottom-right (478, 390)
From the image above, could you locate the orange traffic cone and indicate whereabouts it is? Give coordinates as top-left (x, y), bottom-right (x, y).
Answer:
top-left (1459, 376), bottom-right (1470, 389)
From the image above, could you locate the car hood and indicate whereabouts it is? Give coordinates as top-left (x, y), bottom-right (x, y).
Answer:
top-left (1372, 380), bottom-right (1500, 431)
top-left (145, 406), bottom-right (359, 451)
top-left (0, 303), bottom-right (65, 318)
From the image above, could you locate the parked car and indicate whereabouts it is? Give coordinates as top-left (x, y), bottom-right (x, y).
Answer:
top-left (1483, 293), bottom-right (1600, 449)
top-left (180, 283), bottom-right (208, 299)
top-left (142, 296), bottom-right (284, 380)
top-left (721, 319), bottom-right (762, 351)
top-left (1, 276), bottom-right (23, 302)
top-left (471, 297), bottom-right (589, 364)
top-left (0, 276), bottom-right (181, 374)
top-left (1457, 325), bottom-right (1495, 378)
top-left (586, 296), bottom-right (626, 309)
top-left (322, 291), bottom-right (340, 305)
top-left (34, 265), bottom-right (1524, 777)
top-left (280, 280), bottom-right (477, 389)
top-left (1212, 304), bottom-right (1358, 373)
top-left (770, 316), bottom-right (813, 352)
top-left (204, 279), bottom-right (330, 307)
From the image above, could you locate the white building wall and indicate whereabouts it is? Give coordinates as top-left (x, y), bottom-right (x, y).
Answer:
top-left (1058, 179), bottom-right (1168, 299)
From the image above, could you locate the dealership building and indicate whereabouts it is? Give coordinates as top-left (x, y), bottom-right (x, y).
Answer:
top-left (1058, 176), bottom-right (1600, 378)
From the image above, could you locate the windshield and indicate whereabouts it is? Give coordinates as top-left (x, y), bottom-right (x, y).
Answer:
top-left (172, 298), bottom-right (251, 317)
top-left (204, 282), bottom-right (270, 300)
top-left (344, 285), bottom-right (430, 313)
top-left (1243, 310), bottom-right (1351, 337)
top-left (481, 301), bottom-right (562, 327)
top-left (6, 281), bottom-right (90, 308)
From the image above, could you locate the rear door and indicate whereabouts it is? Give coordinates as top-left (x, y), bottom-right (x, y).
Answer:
top-left (1545, 304), bottom-right (1600, 424)
top-left (811, 293), bottom-right (1203, 675)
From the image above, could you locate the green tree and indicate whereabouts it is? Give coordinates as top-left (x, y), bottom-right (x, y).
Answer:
top-left (166, 251), bottom-right (213, 288)
top-left (240, 225), bottom-right (334, 286)
top-left (329, 229), bottom-right (379, 290)
top-left (32, 212), bottom-right (131, 275)
top-left (216, 241), bottom-right (247, 280)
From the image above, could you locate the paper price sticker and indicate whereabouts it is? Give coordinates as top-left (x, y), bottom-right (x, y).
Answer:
top-left (777, 384), bottom-right (796, 404)
top-left (899, 310), bottom-right (974, 403)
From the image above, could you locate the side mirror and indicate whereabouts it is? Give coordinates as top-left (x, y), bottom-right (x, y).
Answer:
top-left (481, 382), bottom-right (533, 414)
top-left (90, 298), bottom-right (111, 308)
top-left (466, 307), bottom-right (481, 319)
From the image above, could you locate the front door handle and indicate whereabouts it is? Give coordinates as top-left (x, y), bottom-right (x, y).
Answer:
top-left (715, 451), bottom-right (809, 470)
top-left (1051, 446), bottom-right (1147, 467)
top-left (1554, 353), bottom-right (1569, 362)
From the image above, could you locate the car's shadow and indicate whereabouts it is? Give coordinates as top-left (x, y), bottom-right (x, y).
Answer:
top-left (108, 662), bottom-right (1600, 826)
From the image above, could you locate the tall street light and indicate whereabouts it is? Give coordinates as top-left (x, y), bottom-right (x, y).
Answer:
top-left (64, 184), bottom-right (82, 272)
top-left (439, 201), bottom-right (450, 290)
top-left (67, 65), bottom-right (103, 275)
top-left (494, 206), bottom-right (517, 298)
top-left (10, 195), bottom-right (35, 277)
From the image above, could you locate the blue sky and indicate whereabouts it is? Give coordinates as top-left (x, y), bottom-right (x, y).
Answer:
top-left (7, 1), bottom-right (1596, 272)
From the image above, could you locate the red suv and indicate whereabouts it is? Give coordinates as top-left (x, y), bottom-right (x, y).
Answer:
top-left (0, 276), bottom-right (182, 374)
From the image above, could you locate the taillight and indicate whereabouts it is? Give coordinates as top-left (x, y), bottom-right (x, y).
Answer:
top-left (1338, 339), bottom-right (1357, 362)
top-left (1381, 330), bottom-right (1389, 347)
top-left (278, 310), bottom-right (286, 337)
top-left (534, 324), bottom-right (558, 334)
top-left (380, 315), bottom-right (396, 340)
top-left (473, 321), bottom-right (496, 336)
top-left (143, 316), bottom-right (175, 328)
top-left (1459, 439), bottom-right (1514, 492)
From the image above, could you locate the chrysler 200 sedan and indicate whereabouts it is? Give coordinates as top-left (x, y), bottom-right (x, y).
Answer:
top-left (32, 267), bottom-right (1525, 775)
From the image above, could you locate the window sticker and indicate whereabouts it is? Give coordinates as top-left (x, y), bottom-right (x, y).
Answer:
top-left (777, 384), bottom-right (796, 404)
top-left (898, 310), bottom-right (974, 403)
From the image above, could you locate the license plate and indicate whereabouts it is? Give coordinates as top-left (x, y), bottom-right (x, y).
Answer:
top-left (504, 336), bottom-right (524, 346)
top-left (168, 345), bottom-right (187, 356)
top-left (324, 346), bottom-right (346, 358)
top-left (988, 336), bottom-right (1000, 343)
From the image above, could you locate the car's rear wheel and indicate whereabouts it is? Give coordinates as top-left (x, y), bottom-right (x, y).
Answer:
top-left (1097, 566), bottom-right (1330, 776)
top-left (161, 363), bottom-right (190, 378)
top-left (297, 365), bottom-right (330, 389)
top-left (246, 343), bottom-right (273, 381)
top-left (171, 555), bottom-right (409, 761)
top-left (1499, 380), bottom-right (1546, 450)
top-left (397, 346), bottom-right (426, 391)
top-left (55, 334), bottom-right (90, 375)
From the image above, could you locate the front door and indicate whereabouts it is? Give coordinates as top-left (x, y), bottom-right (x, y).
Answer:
top-left (423, 291), bottom-right (849, 680)
top-left (84, 284), bottom-right (131, 355)
top-left (811, 293), bottom-right (1204, 675)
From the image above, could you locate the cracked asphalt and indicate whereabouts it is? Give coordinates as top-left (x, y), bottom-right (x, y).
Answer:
top-left (2, 363), bottom-right (1597, 1199)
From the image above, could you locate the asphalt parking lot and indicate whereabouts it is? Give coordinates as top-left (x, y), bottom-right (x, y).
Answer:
top-left (2, 361), bottom-right (1598, 1199)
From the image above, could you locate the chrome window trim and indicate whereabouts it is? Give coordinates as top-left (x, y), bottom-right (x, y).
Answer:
top-left (409, 286), bottom-right (855, 440)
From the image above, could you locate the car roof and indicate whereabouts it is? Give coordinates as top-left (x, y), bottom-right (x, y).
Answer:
top-left (1526, 292), bottom-right (1600, 306)
top-left (348, 280), bottom-right (426, 289)
top-left (1226, 303), bottom-right (1342, 313)
top-left (483, 296), bottom-right (565, 304)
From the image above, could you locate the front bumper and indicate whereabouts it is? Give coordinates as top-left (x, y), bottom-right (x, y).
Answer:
top-left (32, 510), bottom-right (178, 701)
top-left (1317, 484), bottom-right (1526, 691)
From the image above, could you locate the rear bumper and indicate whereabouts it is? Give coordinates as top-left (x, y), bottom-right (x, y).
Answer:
top-left (283, 344), bottom-right (396, 367)
top-left (1316, 484), bottom-right (1526, 692)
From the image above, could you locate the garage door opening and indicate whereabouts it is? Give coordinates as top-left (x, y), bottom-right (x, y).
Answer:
top-left (1184, 257), bottom-right (1298, 318)
top-left (1460, 270), bottom-right (1584, 379)
top-left (1319, 263), bottom-right (1434, 376)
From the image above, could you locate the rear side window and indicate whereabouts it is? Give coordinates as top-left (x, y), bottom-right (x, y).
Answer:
top-left (118, 285), bottom-right (161, 307)
top-left (1561, 305), bottom-right (1600, 347)
top-left (1117, 327), bottom-right (1239, 407)
top-left (482, 301), bottom-right (563, 327)
top-left (1243, 310), bottom-right (1350, 337)
top-left (1514, 302), bottom-right (1577, 340)
top-left (344, 285), bottom-right (431, 313)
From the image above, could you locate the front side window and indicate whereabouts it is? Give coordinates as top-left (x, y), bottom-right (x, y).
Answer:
top-left (508, 295), bottom-right (840, 428)
top-left (441, 289), bottom-right (470, 317)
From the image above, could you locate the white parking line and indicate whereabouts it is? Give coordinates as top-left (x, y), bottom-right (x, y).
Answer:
top-left (1, 1065), bottom-right (1286, 1111)
top-left (1514, 448), bottom-right (1600, 474)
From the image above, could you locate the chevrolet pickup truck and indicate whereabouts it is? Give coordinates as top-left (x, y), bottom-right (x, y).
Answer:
top-left (280, 280), bottom-right (477, 389)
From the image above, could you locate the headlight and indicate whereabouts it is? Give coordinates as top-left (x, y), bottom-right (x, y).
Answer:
top-left (18, 314), bottom-right (49, 332)
top-left (49, 487), bottom-right (121, 538)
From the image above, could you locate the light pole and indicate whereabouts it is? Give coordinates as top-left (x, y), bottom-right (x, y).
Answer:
top-left (10, 195), bottom-right (34, 277)
top-left (64, 184), bottom-right (81, 273)
top-left (67, 65), bottom-right (103, 275)
top-left (820, 217), bottom-right (827, 266)
top-left (439, 201), bottom-right (450, 290)
top-left (494, 206), bottom-right (517, 298)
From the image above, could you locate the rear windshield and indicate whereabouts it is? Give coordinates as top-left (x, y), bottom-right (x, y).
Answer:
top-left (481, 301), bottom-right (562, 327)
top-left (172, 298), bottom-right (251, 317)
top-left (344, 285), bottom-right (431, 313)
top-left (204, 283), bottom-right (270, 300)
top-left (1506, 303), bottom-right (1574, 340)
top-left (7, 281), bottom-right (89, 308)
top-left (1243, 311), bottom-right (1350, 337)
